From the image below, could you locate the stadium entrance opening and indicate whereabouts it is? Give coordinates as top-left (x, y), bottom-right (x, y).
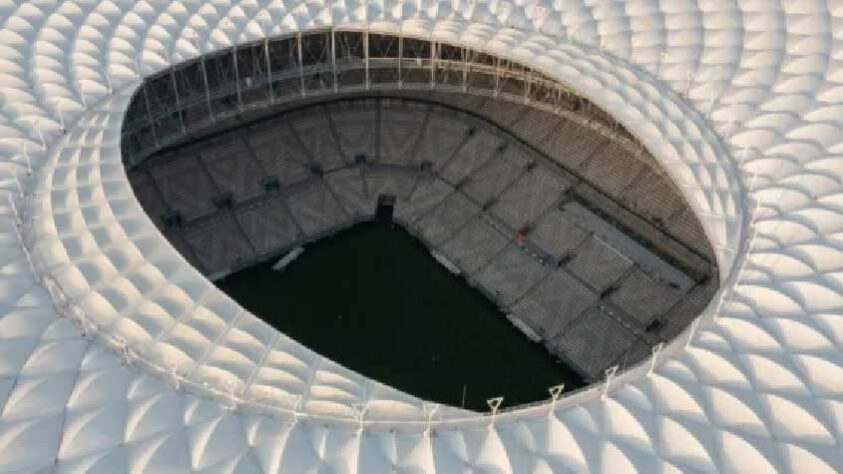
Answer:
top-left (122, 30), bottom-right (718, 410)
top-left (376, 194), bottom-right (396, 221)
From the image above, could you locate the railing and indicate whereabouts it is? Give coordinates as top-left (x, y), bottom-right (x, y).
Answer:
top-left (121, 29), bottom-right (642, 167)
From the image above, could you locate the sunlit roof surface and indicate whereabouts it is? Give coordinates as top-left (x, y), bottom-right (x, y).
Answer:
top-left (0, 1), bottom-right (840, 472)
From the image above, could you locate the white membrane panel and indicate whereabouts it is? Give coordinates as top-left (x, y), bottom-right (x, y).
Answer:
top-left (0, 1), bottom-right (839, 472)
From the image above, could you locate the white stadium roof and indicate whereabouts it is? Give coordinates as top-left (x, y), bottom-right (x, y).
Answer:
top-left (0, 0), bottom-right (841, 472)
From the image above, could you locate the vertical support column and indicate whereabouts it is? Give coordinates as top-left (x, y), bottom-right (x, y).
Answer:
top-left (462, 46), bottom-right (469, 92)
top-left (141, 80), bottom-right (159, 148)
top-left (352, 402), bottom-right (369, 436)
top-left (524, 67), bottom-right (532, 104)
top-left (258, 10), bottom-right (273, 104)
top-left (712, 283), bottom-right (727, 322)
top-left (70, 306), bottom-right (90, 340)
top-left (232, 47), bottom-right (243, 109)
top-left (224, 379), bottom-right (240, 411)
top-left (200, 55), bottom-right (214, 121)
top-left (429, 41), bottom-right (436, 88)
top-left (685, 317), bottom-right (699, 348)
top-left (331, 29), bottom-right (338, 92)
top-left (13, 174), bottom-right (22, 199)
top-left (423, 402), bottom-right (439, 437)
top-left (55, 99), bottom-right (66, 133)
top-left (265, 38), bottom-right (275, 103)
top-left (79, 82), bottom-right (88, 109)
top-left (251, 45), bottom-right (262, 101)
top-left (601, 365), bottom-right (618, 401)
top-left (398, 33), bottom-right (403, 88)
top-left (169, 362), bottom-right (182, 390)
top-left (707, 87), bottom-right (716, 117)
top-left (289, 394), bottom-right (303, 425)
top-left (683, 71), bottom-right (693, 96)
top-left (6, 195), bottom-right (19, 228)
top-left (35, 121), bottom-right (45, 151)
top-left (648, 342), bottom-right (664, 377)
top-left (547, 384), bottom-right (565, 418)
top-left (486, 397), bottom-right (503, 431)
top-left (21, 142), bottom-right (31, 175)
top-left (297, 32), bottom-right (306, 97)
top-left (494, 56), bottom-right (501, 97)
top-left (116, 337), bottom-right (133, 367)
top-left (170, 64), bottom-right (186, 134)
top-left (555, 86), bottom-right (564, 112)
top-left (364, 30), bottom-right (370, 90)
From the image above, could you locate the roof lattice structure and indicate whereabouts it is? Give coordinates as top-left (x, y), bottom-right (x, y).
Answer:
top-left (0, 1), bottom-right (841, 472)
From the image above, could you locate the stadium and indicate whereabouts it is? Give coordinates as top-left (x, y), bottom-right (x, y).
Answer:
top-left (0, 1), bottom-right (840, 473)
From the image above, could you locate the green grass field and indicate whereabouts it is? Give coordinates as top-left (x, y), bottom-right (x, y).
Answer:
top-left (216, 220), bottom-right (583, 411)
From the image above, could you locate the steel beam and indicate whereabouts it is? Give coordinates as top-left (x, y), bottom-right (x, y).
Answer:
top-left (232, 48), bottom-right (243, 109)
top-left (265, 38), bottom-right (274, 103)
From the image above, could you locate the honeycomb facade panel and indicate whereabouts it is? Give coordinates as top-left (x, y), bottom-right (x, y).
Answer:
top-left (0, 0), bottom-right (837, 473)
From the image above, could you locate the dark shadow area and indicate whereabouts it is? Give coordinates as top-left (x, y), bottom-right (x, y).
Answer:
top-left (216, 220), bottom-right (583, 410)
